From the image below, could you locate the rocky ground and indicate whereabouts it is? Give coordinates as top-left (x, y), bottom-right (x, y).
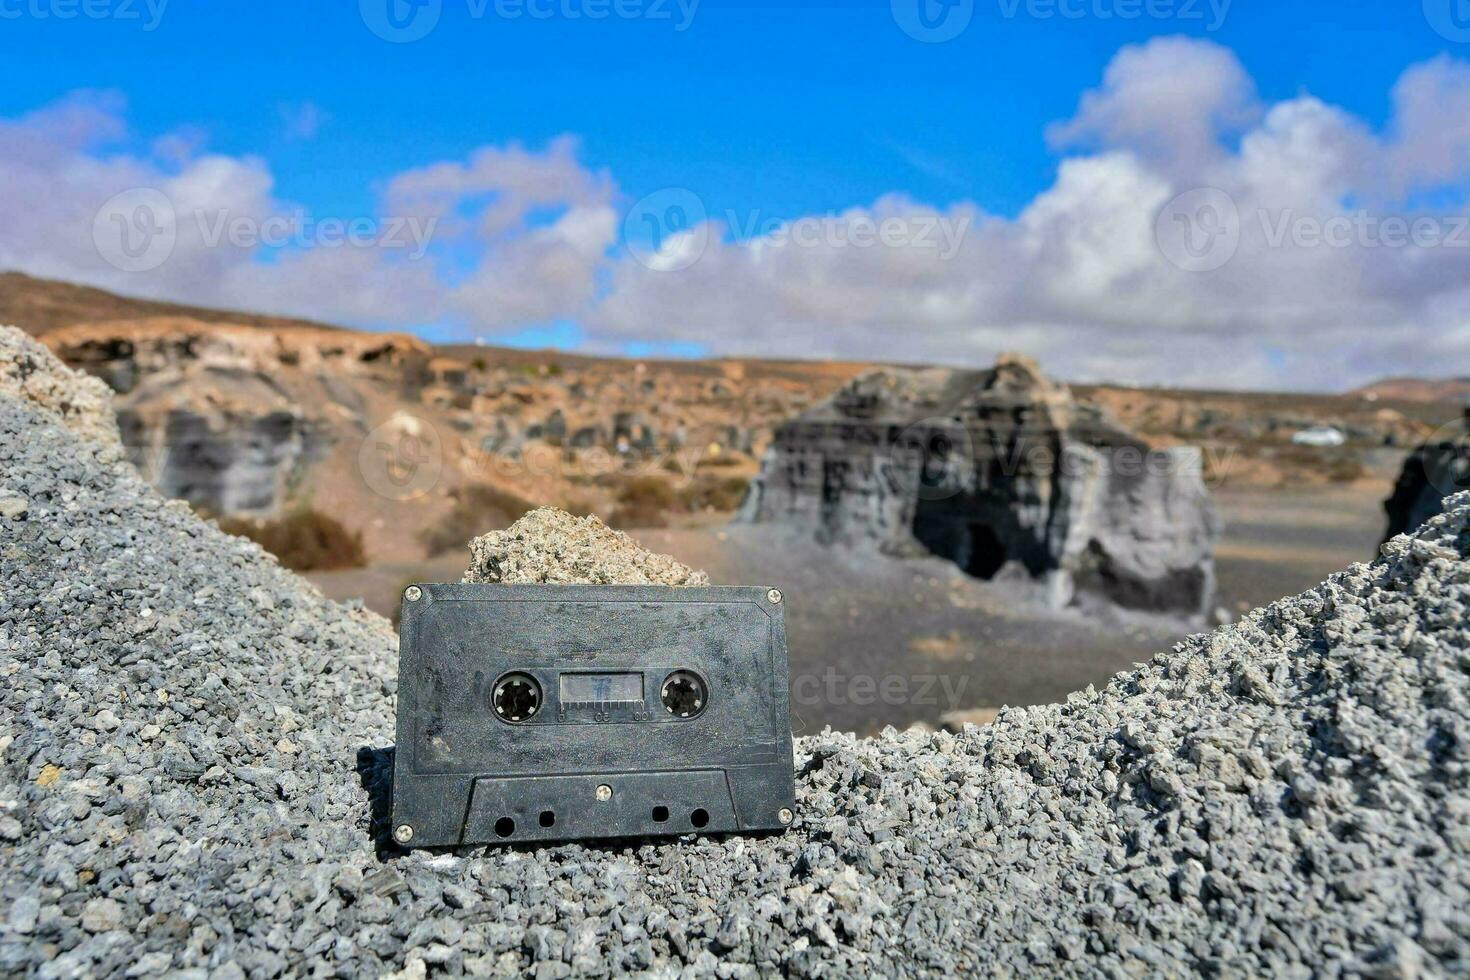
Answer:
top-left (3, 332), bottom-right (1470, 976)
top-left (461, 509), bottom-right (709, 587)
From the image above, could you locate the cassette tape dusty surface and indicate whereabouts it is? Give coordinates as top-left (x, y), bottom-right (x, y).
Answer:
top-left (390, 584), bottom-right (797, 847)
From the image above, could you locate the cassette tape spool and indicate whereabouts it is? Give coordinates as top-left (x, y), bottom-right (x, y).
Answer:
top-left (389, 584), bottom-right (797, 847)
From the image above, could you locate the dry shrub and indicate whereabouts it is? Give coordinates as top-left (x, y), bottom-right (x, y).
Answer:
top-left (678, 475), bottom-right (750, 512)
top-left (557, 495), bottom-right (599, 518)
top-left (608, 475), bottom-right (676, 529)
top-left (1271, 444), bottom-right (1365, 485)
top-left (220, 509), bottom-right (366, 571)
top-left (1323, 455), bottom-right (1365, 484)
top-left (696, 452), bottom-right (748, 470)
top-left (421, 484), bottom-right (537, 556)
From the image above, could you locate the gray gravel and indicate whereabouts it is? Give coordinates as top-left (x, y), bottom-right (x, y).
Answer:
top-left (463, 508), bottom-right (708, 587)
top-left (0, 326), bottom-right (121, 451)
top-left (3, 347), bottom-right (1470, 976)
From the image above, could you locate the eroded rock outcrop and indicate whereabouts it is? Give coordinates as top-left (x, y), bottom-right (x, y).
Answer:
top-left (740, 355), bottom-right (1221, 618)
top-left (1383, 402), bottom-right (1470, 541)
top-left (45, 317), bottom-right (431, 515)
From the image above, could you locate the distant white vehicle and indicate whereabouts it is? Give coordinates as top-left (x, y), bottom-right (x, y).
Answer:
top-left (1292, 425), bottom-right (1347, 447)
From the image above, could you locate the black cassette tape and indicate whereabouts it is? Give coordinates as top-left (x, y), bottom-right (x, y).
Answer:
top-left (389, 584), bottom-right (797, 847)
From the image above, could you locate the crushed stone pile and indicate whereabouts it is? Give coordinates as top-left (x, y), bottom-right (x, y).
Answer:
top-left (2, 339), bottom-right (1469, 976)
top-left (463, 507), bottom-right (708, 587)
top-left (0, 325), bottom-right (121, 451)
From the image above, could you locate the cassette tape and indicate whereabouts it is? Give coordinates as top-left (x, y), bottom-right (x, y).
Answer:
top-left (389, 584), bottom-right (797, 847)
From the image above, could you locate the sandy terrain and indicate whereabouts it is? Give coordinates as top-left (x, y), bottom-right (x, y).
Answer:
top-left (307, 480), bottom-right (1392, 735)
top-left (1211, 480), bottom-right (1389, 613)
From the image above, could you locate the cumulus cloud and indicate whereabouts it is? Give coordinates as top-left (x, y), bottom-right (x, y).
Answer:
top-left (386, 135), bottom-right (613, 239)
top-left (1386, 55), bottom-right (1470, 192)
top-left (8, 40), bottom-right (1470, 390)
top-left (0, 96), bottom-right (595, 331)
top-left (0, 91), bottom-right (437, 325)
top-left (445, 203), bottom-right (618, 330)
top-left (1046, 37), bottom-right (1261, 178)
top-left (591, 39), bottom-right (1470, 390)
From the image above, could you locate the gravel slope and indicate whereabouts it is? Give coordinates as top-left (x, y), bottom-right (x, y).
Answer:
top-left (2, 344), bottom-right (1469, 976)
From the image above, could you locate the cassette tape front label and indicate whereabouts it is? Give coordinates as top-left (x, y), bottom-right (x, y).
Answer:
top-left (390, 585), bottom-right (796, 847)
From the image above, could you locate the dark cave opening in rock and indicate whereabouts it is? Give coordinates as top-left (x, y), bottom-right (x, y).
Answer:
top-left (912, 496), bottom-right (1025, 582)
top-left (963, 523), bottom-right (1009, 579)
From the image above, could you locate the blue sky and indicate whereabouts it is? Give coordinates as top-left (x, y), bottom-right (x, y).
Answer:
top-left (0, 1), bottom-right (1446, 227)
top-left (2, 1), bottom-right (1469, 388)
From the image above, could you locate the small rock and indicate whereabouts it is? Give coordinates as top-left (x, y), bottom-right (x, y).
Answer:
top-left (80, 897), bottom-right (124, 933)
top-left (0, 491), bottom-right (28, 519)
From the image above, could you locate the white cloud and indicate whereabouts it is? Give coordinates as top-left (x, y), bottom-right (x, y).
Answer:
top-left (385, 135), bottom-right (613, 239)
top-left (446, 204), bottom-right (618, 329)
top-left (0, 97), bottom-right (596, 331)
top-left (590, 39), bottom-right (1470, 390)
top-left (1046, 36), bottom-right (1260, 178)
top-left (7, 41), bottom-right (1470, 391)
top-left (1387, 55), bottom-right (1470, 192)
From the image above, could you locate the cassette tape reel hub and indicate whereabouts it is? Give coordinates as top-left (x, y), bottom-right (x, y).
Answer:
top-left (390, 584), bottom-right (797, 847)
top-left (660, 670), bottom-right (707, 718)
top-left (492, 673), bottom-right (541, 722)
